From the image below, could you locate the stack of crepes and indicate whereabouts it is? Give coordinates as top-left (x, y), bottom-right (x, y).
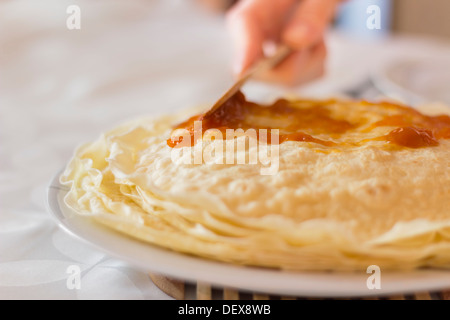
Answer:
top-left (61, 92), bottom-right (450, 271)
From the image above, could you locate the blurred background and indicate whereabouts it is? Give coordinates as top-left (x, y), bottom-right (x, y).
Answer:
top-left (1, 0), bottom-right (450, 299)
top-left (392, 0), bottom-right (450, 39)
top-left (200, 0), bottom-right (450, 39)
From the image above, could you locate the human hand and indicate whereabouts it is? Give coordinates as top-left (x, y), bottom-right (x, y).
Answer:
top-left (226, 0), bottom-right (339, 86)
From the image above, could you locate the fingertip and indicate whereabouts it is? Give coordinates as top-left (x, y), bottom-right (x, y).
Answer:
top-left (226, 4), bottom-right (264, 76)
top-left (231, 39), bottom-right (263, 77)
top-left (232, 60), bottom-right (245, 77)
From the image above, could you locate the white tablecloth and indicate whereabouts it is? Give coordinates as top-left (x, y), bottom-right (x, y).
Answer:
top-left (1, 0), bottom-right (449, 299)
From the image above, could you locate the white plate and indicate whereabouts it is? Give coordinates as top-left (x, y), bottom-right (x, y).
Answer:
top-left (47, 170), bottom-right (450, 297)
top-left (371, 58), bottom-right (450, 105)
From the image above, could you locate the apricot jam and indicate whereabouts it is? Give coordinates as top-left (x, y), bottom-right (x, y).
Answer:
top-left (168, 91), bottom-right (450, 149)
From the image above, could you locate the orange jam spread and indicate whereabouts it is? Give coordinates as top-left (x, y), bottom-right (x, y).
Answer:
top-left (168, 91), bottom-right (450, 149)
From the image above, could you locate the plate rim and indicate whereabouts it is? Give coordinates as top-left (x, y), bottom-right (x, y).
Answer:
top-left (47, 169), bottom-right (450, 297)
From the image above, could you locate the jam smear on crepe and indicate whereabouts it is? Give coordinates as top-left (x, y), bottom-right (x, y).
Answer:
top-left (168, 91), bottom-right (450, 149)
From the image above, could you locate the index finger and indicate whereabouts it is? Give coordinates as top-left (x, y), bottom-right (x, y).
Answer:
top-left (226, 0), bottom-right (295, 76)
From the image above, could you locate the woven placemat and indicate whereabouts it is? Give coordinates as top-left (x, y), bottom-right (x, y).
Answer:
top-left (149, 273), bottom-right (450, 300)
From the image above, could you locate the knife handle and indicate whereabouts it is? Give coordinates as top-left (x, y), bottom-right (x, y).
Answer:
top-left (205, 45), bottom-right (292, 117)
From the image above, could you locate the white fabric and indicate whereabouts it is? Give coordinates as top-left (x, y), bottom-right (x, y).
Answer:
top-left (1, 0), bottom-right (449, 299)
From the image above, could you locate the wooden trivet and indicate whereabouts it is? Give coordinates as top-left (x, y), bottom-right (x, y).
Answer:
top-left (149, 273), bottom-right (450, 300)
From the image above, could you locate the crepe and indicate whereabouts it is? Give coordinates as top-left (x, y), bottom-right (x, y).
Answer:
top-left (60, 92), bottom-right (450, 271)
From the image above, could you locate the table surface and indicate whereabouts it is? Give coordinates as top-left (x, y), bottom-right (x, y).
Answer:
top-left (1, 0), bottom-right (450, 300)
